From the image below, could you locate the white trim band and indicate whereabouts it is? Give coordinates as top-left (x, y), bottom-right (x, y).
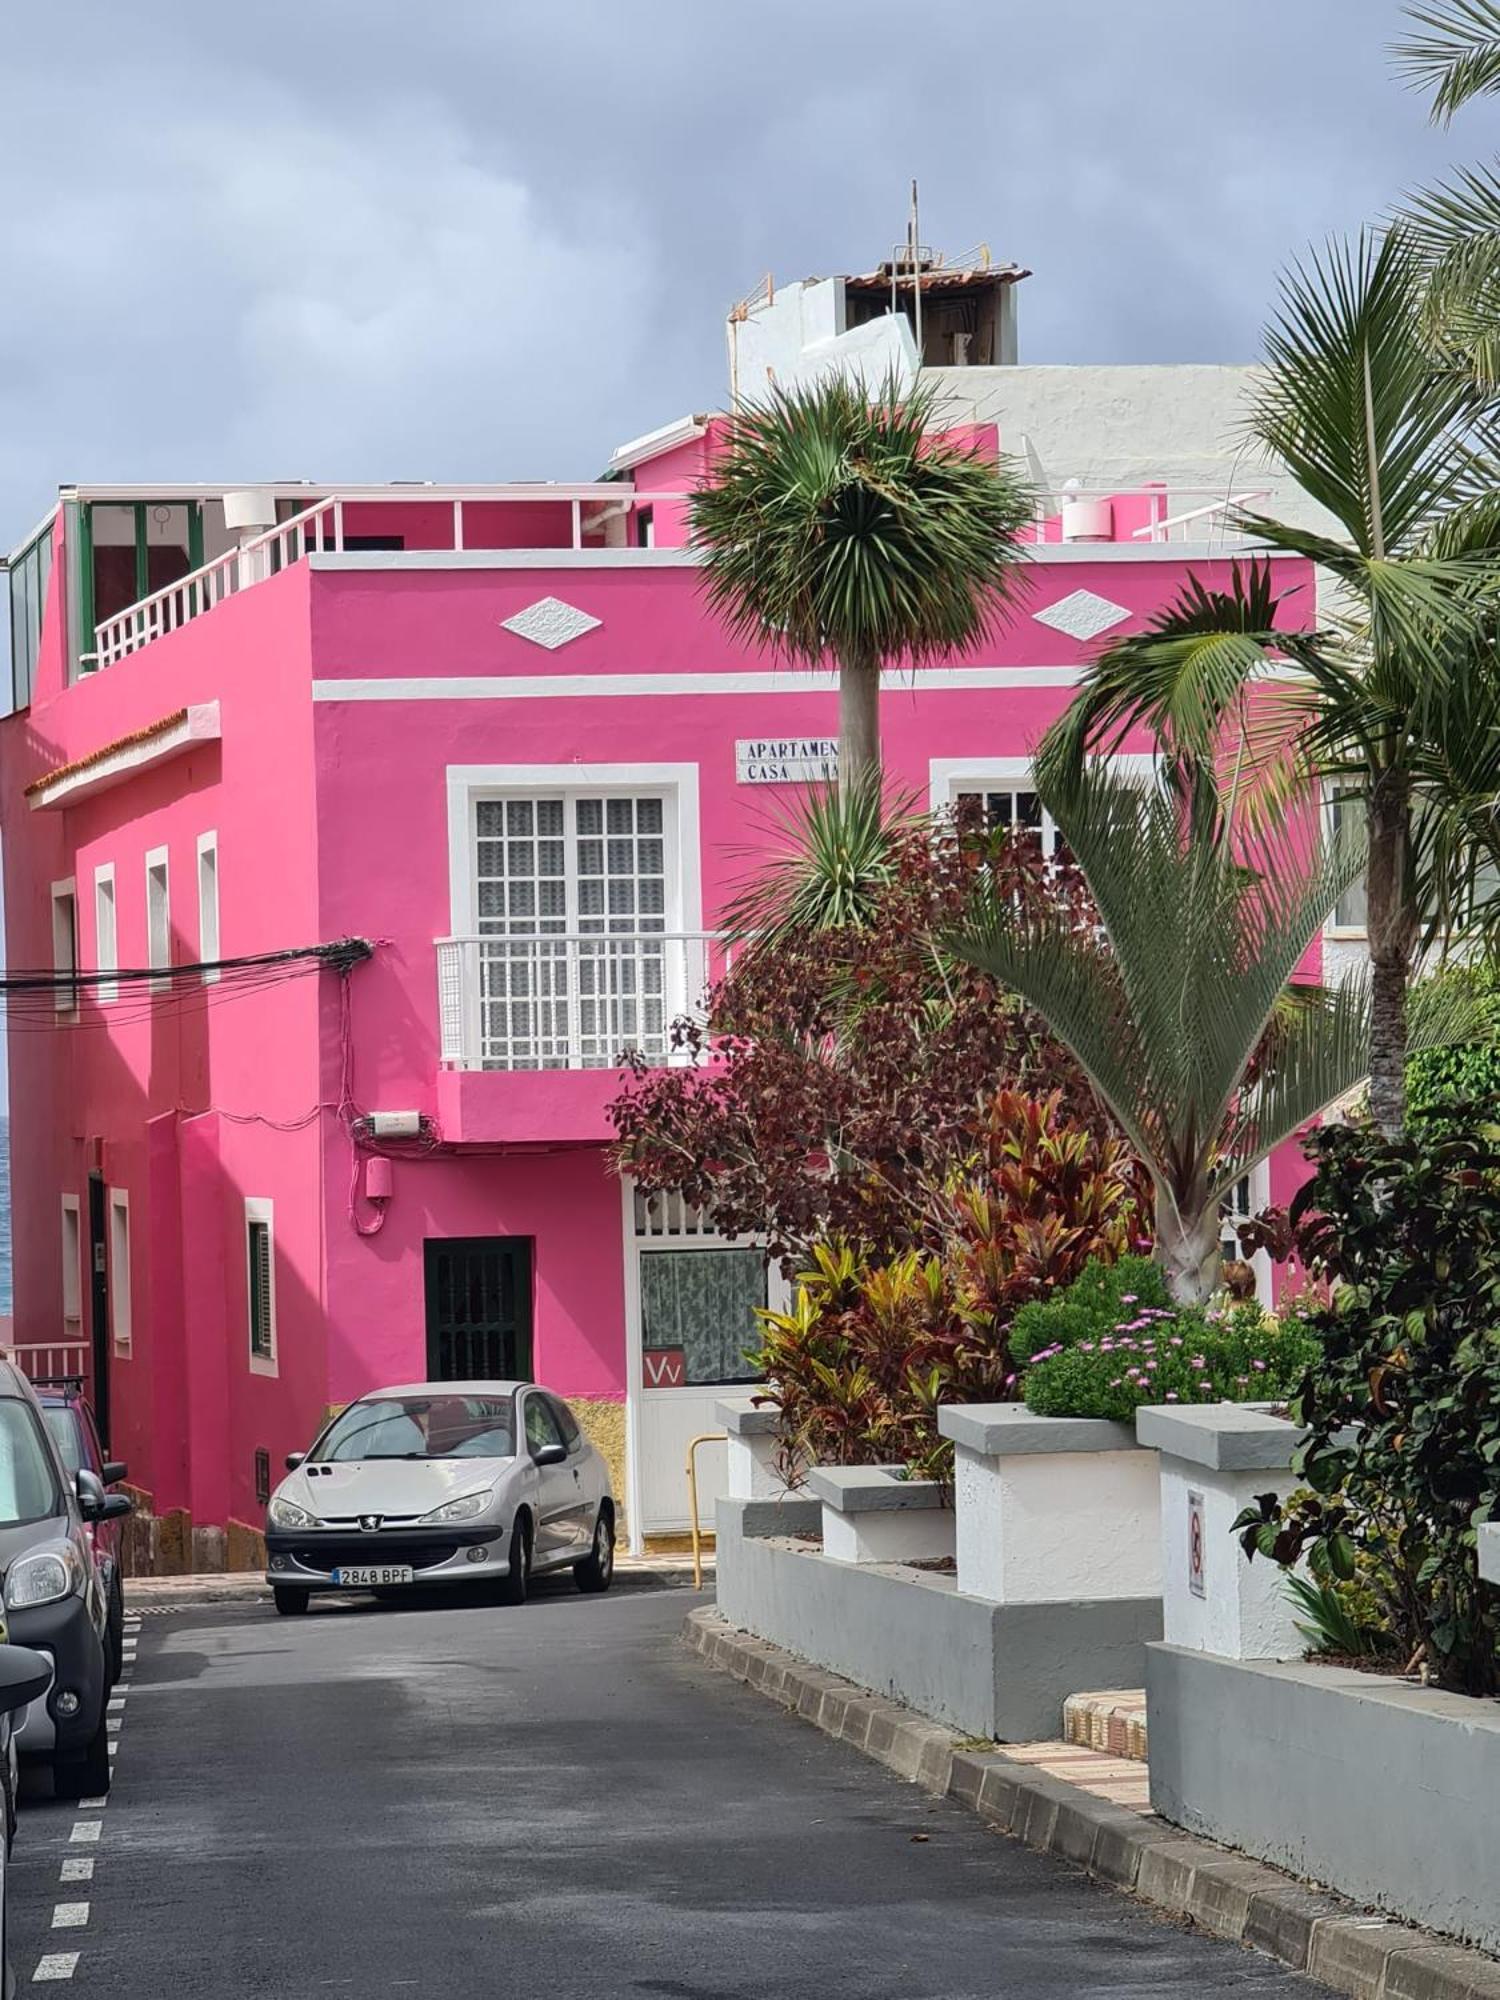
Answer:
top-left (315, 666), bottom-right (1085, 704)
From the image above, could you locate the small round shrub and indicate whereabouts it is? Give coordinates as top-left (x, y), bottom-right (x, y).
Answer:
top-left (1009, 1253), bottom-right (1171, 1364)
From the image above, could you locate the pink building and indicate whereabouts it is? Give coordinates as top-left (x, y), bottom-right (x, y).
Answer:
top-left (0, 323), bottom-right (1315, 1561)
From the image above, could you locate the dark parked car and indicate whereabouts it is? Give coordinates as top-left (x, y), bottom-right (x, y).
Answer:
top-left (0, 1644), bottom-right (56, 1997)
top-left (37, 1384), bottom-right (128, 1679)
top-left (0, 1365), bottom-right (128, 1799)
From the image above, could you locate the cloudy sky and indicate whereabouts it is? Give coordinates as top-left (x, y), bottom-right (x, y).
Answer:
top-left (0, 0), bottom-right (1485, 540)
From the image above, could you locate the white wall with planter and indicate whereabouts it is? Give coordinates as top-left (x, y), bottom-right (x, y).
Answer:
top-left (711, 1397), bottom-right (1163, 1741)
top-left (715, 1397), bottom-right (797, 1502)
top-left (1135, 1403), bottom-right (1308, 1661)
top-left (1141, 1404), bottom-right (1500, 1954)
top-left (937, 1405), bottom-right (1160, 1605)
top-left (806, 1465), bottom-right (955, 1566)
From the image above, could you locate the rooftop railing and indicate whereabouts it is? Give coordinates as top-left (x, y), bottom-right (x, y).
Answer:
top-left (86, 479), bottom-right (1275, 672)
top-left (88, 485), bottom-right (686, 672)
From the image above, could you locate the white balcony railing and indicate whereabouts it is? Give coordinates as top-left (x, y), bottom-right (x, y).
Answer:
top-left (89, 484), bottom-right (689, 672)
top-left (436, 932), bottom-right (728, 1072)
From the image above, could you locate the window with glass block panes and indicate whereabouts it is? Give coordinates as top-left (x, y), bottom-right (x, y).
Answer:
top-left (472, 793), bottom-right (672, 1068)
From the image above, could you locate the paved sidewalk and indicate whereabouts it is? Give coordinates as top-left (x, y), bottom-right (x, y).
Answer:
top-left (125, 1552), bottom-right (712, 1606)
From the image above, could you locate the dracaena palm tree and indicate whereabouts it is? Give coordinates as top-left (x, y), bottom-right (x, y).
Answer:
top-left (1039, 229), bottom-right (1500, 1138)
top-left (690, 373), bottom-right (1034, 789)
top-left (950, 762), bottom-right (1374, 1305)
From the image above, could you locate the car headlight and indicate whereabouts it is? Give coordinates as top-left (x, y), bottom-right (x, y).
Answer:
top-left (268, 1495), bottom-right (318, 1530)
top-left (6, 1547), bottom-right (80, 1611)
top-left (419, 1489), bottom-right (494, 1525)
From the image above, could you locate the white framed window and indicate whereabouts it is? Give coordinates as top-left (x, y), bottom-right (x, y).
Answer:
top-left (196, 831), bottom-right (220, 981)
top-left (93, 863), bottom-right (117, 1004)
top-left (60, 1195), bottom-right (82, 1334)
top-left (108, 1188), bottom-right (131, 1358)
top-left (50, 879), bottom-right (78, 1017)
top-left (246, 1197), bottom-right (277, 1374)
top-left (472, 787), bottom-right (676, 1068)
top-left (1326, 792), bottom-right (1368, 936)
top-left (145, 846), bottom-right (170, 989)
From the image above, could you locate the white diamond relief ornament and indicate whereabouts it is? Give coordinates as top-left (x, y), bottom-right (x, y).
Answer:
top-left (500, 597), bottom-right (602, 649)
top-left (1032, 590), bottom-right (1131, 642)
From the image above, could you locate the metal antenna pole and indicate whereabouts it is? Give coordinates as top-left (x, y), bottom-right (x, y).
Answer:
top-left (910, 178), bottom-right (923, 362)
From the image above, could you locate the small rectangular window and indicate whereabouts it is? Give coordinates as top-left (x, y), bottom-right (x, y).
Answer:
top-left (246, 1198), bottom-right (276, 1372)
top-left (50, 880), bottom-right (78, 1017)
top-left (60, 1196), bottom-right (82, 1330)
top-left (1330, 795), bottom-right (1368, 932)
top-left (94, 865), bottom-right (117, 1004)
top-left (146, 848), bottom-right (170, 989)
top-left (197, 832), bottom-right (220, 982)
top-left (639, 1247), bottom-right (766, 1386)
top-left (108, 1189), bottom-right (131, 1358)
top-left (635, 507), bottom-right (655, 549)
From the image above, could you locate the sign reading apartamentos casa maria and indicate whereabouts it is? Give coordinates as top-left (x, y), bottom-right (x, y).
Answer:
top-left (735, 738), bottom-right (840, 784)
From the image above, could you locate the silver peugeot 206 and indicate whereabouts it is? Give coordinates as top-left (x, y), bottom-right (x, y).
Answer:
top-left (263, 1381), bottom-right (615, 1615)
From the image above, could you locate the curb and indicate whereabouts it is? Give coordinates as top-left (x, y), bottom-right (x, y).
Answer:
top-left (125, 1557), bottom-right (714, 1609)
top-left (682, 1607), bottom-right (1500, 2000)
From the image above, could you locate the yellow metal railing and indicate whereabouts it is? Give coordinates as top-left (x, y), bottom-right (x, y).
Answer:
top-left (685, 1432), bottom-right (727, 1590)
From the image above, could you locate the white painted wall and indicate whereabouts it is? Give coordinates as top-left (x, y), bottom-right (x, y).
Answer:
top-left (1158, 1457), bottom-right (1304, 1659)
top-left (821, 1504), bottom-right (956, 1566)
top-left (729, 276), bottom-right (846, 397)
top-left (955, 1444), bottom-right (1162, 1605)
top-left (731, 279), bottom-right (919, 403)
top-left (926, 362), bottom-right (1337, 538)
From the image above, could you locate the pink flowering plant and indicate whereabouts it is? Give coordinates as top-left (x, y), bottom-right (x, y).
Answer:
top-left (1019, 1258), bottom-right (1316, 1423)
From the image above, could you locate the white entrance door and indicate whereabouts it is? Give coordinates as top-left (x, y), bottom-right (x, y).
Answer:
top-left (624, 1188), bottom-right (783, 1543)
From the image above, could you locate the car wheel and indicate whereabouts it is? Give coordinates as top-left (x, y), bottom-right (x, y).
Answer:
top-left (496, 1514), bottom-right (531, 1606)
top-left (574, 1506), bottom-right (615, 1594)
top-left (272, 1587), bottom-right (311, 1617)
top-left (54, 1710), bottom-right (110, 1802)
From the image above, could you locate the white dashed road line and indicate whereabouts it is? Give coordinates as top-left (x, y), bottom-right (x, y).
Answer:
top-left (30, 1613), bottom-right (144, 1983)
top-left (33, 1953), bottom-right (79, 1981)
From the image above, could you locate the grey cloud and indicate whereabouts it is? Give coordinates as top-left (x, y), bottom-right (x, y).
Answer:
top-left (0, 0), bottom-right (1476, 539)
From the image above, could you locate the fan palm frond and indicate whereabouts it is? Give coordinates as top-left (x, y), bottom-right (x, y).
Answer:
top-left (1394, 0), bottom-right (1500, 124)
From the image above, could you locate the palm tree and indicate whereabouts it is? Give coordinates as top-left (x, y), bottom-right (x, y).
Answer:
top-left (1394, 1), bottom-right (1500, 392)
top-left (691, 374), bottom-right (1034, 789)
top-left (951, 763), bottom-right (1375, 1304)
top-left (1039, 230), bottom-right (1500, 1138)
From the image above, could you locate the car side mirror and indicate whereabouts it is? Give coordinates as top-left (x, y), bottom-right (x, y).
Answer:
top-left (533, 1442), bottom-right (568, 1468)
top-left (76, 1468), bottom-right (105, 1522)
top-left (102, 1461), bottom-right (128, 1487)
top-left (100, 1493), bottom-right (132, 1522)
top-left (0, 1644), bottom-right (53, 1717)
top-left (285, 1452), bottom-right (305, 1472)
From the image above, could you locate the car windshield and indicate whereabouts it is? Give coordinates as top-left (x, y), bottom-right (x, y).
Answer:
top-left (311, 1395), bottom-right (516, 1463)
top-left (41, 1406), bottom-right (84, 1479)
top-left (0, 1402), bottom-right (64, 1525)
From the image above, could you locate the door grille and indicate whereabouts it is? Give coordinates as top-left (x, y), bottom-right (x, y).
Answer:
top-left (424, 1238), bottom-right (533, 1382)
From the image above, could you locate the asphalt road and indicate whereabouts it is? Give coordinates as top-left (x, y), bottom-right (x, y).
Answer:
top-left (5, 1579), bottom-right (1315, 1997)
